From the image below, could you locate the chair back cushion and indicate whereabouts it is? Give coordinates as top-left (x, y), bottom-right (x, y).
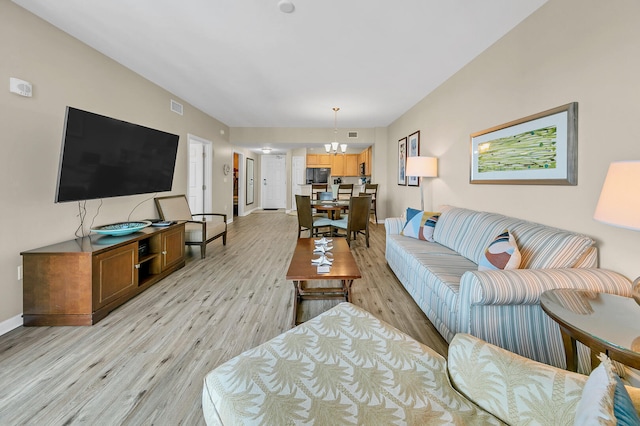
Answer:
top-left (295, 195), bottom-right (313, 228)
top-left (155, 195), bottom-right (193, 220)
top-left (347, 195), bottom-right (371, 232)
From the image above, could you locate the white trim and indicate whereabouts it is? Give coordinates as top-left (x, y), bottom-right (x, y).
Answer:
top-left (187, 134), bottom-right (213, 215)
top-left (233, 151), bottom-right (245, 217)
top-left (0, 314), bottom-right (23, 336)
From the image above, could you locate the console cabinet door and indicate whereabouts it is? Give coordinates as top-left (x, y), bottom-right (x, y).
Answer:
top-left (92, 242), bottom-right (138, 309)
top-left (161, 226), bottom-right (185, 271)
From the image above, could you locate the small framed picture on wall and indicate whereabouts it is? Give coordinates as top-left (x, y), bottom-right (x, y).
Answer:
top-left (407, 131), bottom-right (420, 186)
top-left (398, 137), bottom-right (407, 186)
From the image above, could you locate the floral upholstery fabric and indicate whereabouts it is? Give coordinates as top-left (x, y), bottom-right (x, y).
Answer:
top-left (202, 303), bottom-right (503, 425)
top-left (449, 333), bottom-right (587, 425)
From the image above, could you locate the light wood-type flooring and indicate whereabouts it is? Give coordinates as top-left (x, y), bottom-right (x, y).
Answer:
top-left (0, 211), bottom-right (446, 425)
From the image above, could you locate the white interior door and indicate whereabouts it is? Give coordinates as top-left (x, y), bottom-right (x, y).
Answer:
top-left (187, 134), bottom-right (212, 217)
top-left (261, 155), bottom-right (286, 209)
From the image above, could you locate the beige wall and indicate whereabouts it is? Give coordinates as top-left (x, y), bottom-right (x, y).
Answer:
top-left (4, 0), bottom-right (639, 328)
top-left (0, 2), bottom-right (233, 325)
top-left (231, 127), bottom-right (386, 211)
top-left (385, 0), bottom-right (640, 279)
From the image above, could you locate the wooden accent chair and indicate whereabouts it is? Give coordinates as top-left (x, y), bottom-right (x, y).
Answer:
top-left (154, 195), bottom-right (227, 259)
top-left (295, 195), bottom-right (332, 238)
top-left (331, 195), bottom-right (372, 247)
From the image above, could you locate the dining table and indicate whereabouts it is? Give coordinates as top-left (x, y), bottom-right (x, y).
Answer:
top-left (311, 200), bottom-right (350, 220)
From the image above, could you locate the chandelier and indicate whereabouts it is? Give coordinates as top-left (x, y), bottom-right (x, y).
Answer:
top-left (325, 107), bottom-right (347, 155)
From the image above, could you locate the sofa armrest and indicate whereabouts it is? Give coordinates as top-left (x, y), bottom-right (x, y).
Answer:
top-left (384, 217), bottom-right (404, 235)
top-left (456, 268), bottom-right (631, 373)
top-left (459, 268), bottom-right (631, 306)
top-left (448, 333), bottom-right (588, 425)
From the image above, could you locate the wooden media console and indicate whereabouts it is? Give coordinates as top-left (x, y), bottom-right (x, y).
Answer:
top-left (21, 222), bottom-right (186, 326)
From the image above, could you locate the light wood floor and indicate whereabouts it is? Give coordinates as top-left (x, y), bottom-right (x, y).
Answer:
top-left (0, 211), bottom-right (446, 425)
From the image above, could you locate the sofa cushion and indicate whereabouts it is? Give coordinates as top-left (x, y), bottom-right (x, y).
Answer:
top-left (401, 211), bottom-right (440, 241)
top-left (449, 333), bottom-right (586, 425)
top-left (433, 206), bottom-right (594, 269)
top-left (202, 303), bottom-right (502, 425)
top-left (478, 230), bottom-right (521, 271)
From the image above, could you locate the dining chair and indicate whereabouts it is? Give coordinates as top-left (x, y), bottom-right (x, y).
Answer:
top-left (295, 195), bottom-right (332, 238)
top-left (311, 184), bottom-right (328, 200)
top-left (337, 184), bottom-right (354, 201)
top-left (154, 194), bottom-right (227, 259)
top-left (362, 183), bottom-right (378, 223)
top-left (331, 195), bottom-right (372, 247)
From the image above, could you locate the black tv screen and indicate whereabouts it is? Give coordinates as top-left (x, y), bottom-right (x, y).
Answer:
top-left (55, 107), bottom-right (180, 203)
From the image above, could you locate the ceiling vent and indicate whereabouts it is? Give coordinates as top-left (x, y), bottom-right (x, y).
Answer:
top-left (170, 99), bottom-right (183, 115)
top-left (348, 131), bottom-right (358, 138)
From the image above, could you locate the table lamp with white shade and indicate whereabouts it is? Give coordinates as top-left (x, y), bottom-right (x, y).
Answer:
top-left (593, 160), bottom-right (640, 303)
top-left (406, 156), bottom-right (438, 211)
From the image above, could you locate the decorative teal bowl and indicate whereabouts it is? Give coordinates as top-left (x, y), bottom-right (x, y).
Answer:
top-left (91, 221), bottom-right (152, 236)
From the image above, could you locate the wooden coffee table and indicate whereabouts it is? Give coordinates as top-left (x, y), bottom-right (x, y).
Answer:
top-left (286, 238), bottom-right (361, 326)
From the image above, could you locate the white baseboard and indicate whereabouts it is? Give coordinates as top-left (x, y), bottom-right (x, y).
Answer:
top-left (0, 314), bottom-right (23, 336)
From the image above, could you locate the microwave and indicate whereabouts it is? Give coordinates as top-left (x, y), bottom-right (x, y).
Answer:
top-left (359, 162), bottom-right (366, 175)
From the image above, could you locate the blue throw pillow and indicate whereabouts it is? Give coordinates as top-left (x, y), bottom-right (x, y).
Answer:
top-left (613, 375), bottom-right (640, 425)
top-left (405, 207), bottom-right (421, 225)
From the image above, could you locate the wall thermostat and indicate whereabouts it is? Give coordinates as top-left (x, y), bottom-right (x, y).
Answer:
top-left (9, 78), bottom-right (32, 97)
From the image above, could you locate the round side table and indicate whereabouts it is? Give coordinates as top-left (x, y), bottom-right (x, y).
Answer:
top-left (540, 289), bottom-right (640, 371)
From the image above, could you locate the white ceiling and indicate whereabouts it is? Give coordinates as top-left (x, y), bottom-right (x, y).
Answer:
top-left (14, 0), bottom-right (547, 133)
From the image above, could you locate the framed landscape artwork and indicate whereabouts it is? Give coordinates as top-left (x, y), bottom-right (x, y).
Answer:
top-left (407, 131), bottom-right (420, 186)
top-left (470, 102), bottom-right (578, 185)
top-left (398, 137), bottom-right (407, 186)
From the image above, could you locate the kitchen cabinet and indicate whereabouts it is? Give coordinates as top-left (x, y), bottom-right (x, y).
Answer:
top-left (307, 154), bottom-right (331, 167)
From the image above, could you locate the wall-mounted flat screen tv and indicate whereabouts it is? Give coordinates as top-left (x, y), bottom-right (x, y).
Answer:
top-left (55, 107), bottom-right (180, 203)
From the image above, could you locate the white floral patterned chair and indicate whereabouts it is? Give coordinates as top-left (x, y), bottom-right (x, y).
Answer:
top-left (202, 303), bottom-right (640, 425)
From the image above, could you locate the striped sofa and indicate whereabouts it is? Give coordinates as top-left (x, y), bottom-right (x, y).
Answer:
top-left (385, 205), bottom-right (632, 373)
